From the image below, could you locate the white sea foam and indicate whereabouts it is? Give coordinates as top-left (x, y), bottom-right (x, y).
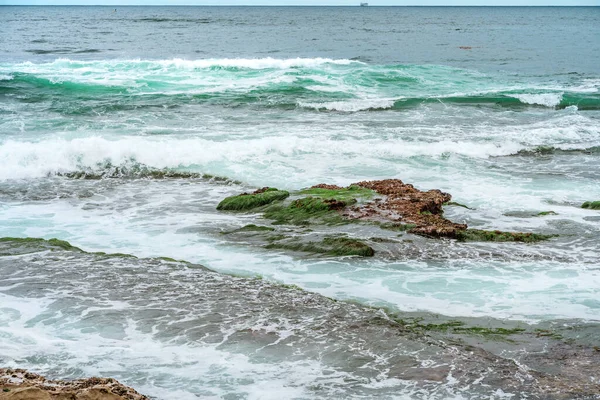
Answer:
top-left (1, 178), bottom-right (599, 323)
top-left (1, 113), bottom-right (599, 183)
top-left (0, 57), bottom-right (360, 72)
top-left (510, 92), bottom-right (563, 107)
top-left (298, 98), bottom-right (396, 112)
top-left (0, 294), bottom-right (347, 399)
top-left (0, 136), bottom-right (526, 181)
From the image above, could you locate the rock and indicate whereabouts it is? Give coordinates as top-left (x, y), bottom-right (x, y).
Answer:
top-left (348, 179), bottom-right (468, 239)
top-left (265, 237), bottom-right (375, 257)
top-left (0, 369), bottom-right (147, 400)
top-left (310, 183), bottom-right (344, 190)
top-left (581, 201), bottom-right (600, 210)
top-left (216, 188), bottom-right (290, 211)
top-left (216, 178), bottom-right (556, 248)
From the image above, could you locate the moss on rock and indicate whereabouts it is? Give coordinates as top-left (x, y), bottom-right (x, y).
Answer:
top-left (379, 222), bottom-right (418, 232)
top-left (391, 317), bottom-right (526, 337)
top-left (217, 188), bottom-right (290, 211)
top-left (0, 237), bottom-right (83, 252)
top-left (299, 185), bottom-right (375, 202)
top-left (264, 197), bottom-right (349, 226)
top-left (222, 224), bottom-right (275, 234)
top-left (581, 201), bottom-right (600, 210)
top-left (456, 229), bottom-right (556, 243)
top-left (266, 237), bottom-right (375, 257)
top-left (537, 211), bottom-right (558, 216)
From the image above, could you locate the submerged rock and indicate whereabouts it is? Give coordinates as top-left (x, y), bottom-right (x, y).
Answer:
top-left (266, 236), bottom-right (375, 257)
top-left (0, 368), bottom-right (147, 400)
top-left (1, 240), bottom-right (598, 398)
top-left (455, 229), bottom-right (556, 243)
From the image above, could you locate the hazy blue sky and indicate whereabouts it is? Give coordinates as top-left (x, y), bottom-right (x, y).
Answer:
top-left (1, 0), bottom-right (597, 5)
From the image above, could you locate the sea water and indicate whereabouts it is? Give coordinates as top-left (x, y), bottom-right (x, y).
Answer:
top-left (0, 6), bottom-right (599, 399)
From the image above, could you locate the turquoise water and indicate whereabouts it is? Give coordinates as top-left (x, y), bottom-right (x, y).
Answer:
top-left (1, 6), bottom-right (600, 399)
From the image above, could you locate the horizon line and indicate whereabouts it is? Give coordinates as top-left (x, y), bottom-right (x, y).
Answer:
top-left (1, 3), bottom-right (597, 6)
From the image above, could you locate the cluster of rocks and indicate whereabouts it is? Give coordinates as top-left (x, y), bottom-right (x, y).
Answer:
top-left (217, 178), bottom-right (557, 258)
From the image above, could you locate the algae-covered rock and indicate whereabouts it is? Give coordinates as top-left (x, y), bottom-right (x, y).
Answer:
top-left (299, 184), bottom-right (375, 203)
top-left (456, 229), bottom-right (556, 243)
top-left (215, 179), bottom-right (557, 257)
top-left (264, 197), bottom-right (350, 226)
top-left (259, 184), bottom-right (376, 226)
top-left (0, 237), bottom-right (83, 252)
top-left (581, 201), bottom-right (600, 210)
top-left (266, 237), bottom-right (375, 257)
top-left (222, 224), bottom-right (275, 234)
top-left (217, 187), bottom-right (289, 211)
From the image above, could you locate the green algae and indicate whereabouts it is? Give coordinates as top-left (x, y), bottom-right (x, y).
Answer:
top-left (368, 237), bottom-right (398, 243)
top-left (155, 257), bottom-right (191, 264)
top-left (222, 224), bottom-right (275, 234)
top-left (279, 283), bottom-right (304, 291)
top-left (340, 302), bottom-right (528, 339)
top-left (299, 185), bottom-right (375, 202)
top-left (263, 197), bottom-right (349, 226)
top-left (392, 317), bottom-right (525, 337)
top-left (378, 222), bottom-right (417, 232)
top-left (0, 237), bottom-right (83, 252)
top-left (537, 211), bottom-right (558, 216)
top-left (535, 329), bottom-right (564, 340)
top-left (456, 229), bottom-right (556, 243)
top-left (581, 201), bottom-right (600, 210)
top-left (217, 188), bottom-right (290, 211)
top-left (265, 237), bottom-right (375, 257)
top-left (0, 237), bottom-right (144, 259)
top-left (266, 234), bottom-right (288, 242)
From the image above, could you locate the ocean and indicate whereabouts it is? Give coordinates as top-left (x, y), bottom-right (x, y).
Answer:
top-left (0, 5), bottom-right (599, 399)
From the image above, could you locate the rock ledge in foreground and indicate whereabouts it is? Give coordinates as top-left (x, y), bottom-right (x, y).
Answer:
top-left (0, 368), bottom-right (147, 400)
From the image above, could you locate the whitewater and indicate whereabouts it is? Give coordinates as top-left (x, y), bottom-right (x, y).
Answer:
top-left (1, 5), bottom-right (600, 400)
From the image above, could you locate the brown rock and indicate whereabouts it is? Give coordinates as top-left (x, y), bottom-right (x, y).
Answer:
top-left (346, 179), bottom-right (468, 238)
top-left (0, 369), bottom-right (147, 400)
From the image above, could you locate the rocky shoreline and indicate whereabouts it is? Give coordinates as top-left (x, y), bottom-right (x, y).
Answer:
top-left (1, 238), bottom-right (599, 399)
top-left (0, 369), bottom-right (147, 400)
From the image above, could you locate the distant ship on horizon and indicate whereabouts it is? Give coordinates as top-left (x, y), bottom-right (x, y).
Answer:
top-left (360, 2), bottom-right (369, 6)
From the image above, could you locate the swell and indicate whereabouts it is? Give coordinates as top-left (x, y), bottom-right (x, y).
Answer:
top-left (2, 58), bottom-right (598, 112)
top-left (307, 92), bottom-right (600, 112)
top-left (4, 75), bottom-right (599, 113)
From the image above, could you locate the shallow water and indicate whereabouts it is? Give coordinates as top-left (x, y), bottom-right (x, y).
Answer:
top-left (0, 6), bottom-right (599, 399)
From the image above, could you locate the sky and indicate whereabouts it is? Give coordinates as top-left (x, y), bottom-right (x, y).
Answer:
top-left (1, 0), bottom-right (597, 5)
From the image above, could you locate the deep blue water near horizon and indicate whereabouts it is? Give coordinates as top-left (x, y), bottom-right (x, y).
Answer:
top-left (2, 6), bottom-right (600, 74)
top-left (1, 5), bottom-right (600, 399)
